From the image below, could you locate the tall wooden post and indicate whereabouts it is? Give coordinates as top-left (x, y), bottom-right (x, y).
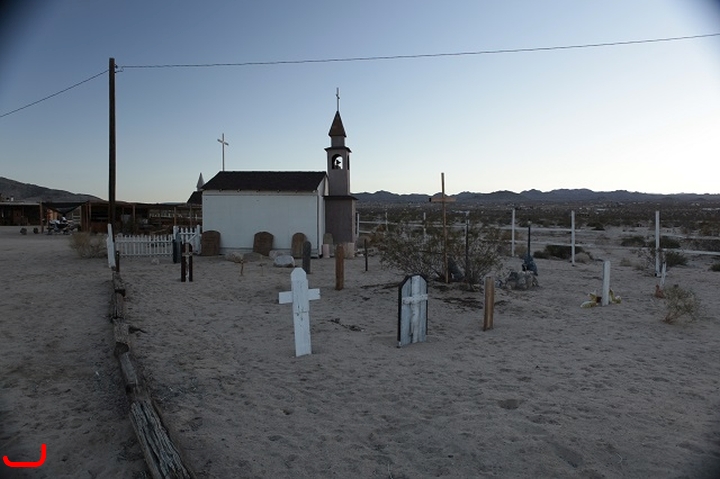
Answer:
top-left (511, 208), bottom-right (515, 258)
top-left (483, 276), bottom-right (495, 331)
top-left (335, 244), bottom-right (345, 290)
top-left (108, 57), bottom-right (116, 240)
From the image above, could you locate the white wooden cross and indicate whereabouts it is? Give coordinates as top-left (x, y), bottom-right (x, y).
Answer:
top-left (278, 268), bottom-right (320, 357)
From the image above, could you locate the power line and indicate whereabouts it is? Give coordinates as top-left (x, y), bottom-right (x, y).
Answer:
top-left (2, 32), bottom-right (718, 119)
top-left (120, 32), bottom-right (720, 69)
top-left (0, 69), bottom-right (108, 119)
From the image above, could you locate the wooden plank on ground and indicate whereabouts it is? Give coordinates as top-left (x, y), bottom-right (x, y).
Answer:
top-left (113, 271), bottom-right (126, 296)
top-left (129, 399), bottom-right (193, 479)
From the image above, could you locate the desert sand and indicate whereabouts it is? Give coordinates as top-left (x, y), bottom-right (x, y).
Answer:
top-left (1, 224), bottom-right (720, 478)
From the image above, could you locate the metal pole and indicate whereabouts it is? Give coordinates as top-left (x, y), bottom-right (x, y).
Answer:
top-left (442, 172), bottom-right (448, 284)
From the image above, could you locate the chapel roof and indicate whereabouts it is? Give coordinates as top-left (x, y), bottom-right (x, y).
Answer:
top-left (201, 171), bottom-right (327, 192)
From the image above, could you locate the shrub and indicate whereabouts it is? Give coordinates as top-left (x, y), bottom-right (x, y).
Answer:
top-left (69, 232), bottom-right (107, 258)
top-left (710, 262), bottom-right (720, 272)
top-left (659, 236), bottom-right (682, 249)
top-left (621, 235), bottom-right (647, 247)
top-left (377, 222), bottom-right (503, 284)
top-left (663, 285), bottom-right (701, 324)
top-left (542, 244), bottom-right (586, 260)
top-left (664, 251), bottom-right (688, 267)
top-left (533, 249), bottom-right (550, 259)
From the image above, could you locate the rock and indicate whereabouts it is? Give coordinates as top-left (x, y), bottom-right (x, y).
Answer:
top-left (273, 254), bottom-right (295, 268)
top-left (20, 228), bottom-right (27, 235)
top-left (242, 252), bottom-right (264, 263)
top-left (504, 271), bottom-right (539, 290)
top-left (226, 252), bottom-right (244, 263)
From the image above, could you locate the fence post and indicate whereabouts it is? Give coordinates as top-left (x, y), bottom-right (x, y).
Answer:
top-left (511, 208), bottom-right (515, 258)
top-left (571, 210), bottom-right (576, 266)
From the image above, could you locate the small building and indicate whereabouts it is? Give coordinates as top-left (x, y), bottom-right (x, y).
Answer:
top-left (201, 171), bottom-right (328, 254)
top-left (200, 109), bottom-right (357, 254)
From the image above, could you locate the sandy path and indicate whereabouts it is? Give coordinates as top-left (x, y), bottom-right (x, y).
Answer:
top-left (0, 226), bottom-right (147, 479)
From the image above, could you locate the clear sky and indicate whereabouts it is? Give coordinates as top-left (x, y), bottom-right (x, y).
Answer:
top-left (1, 1), bottom-right (719, 203)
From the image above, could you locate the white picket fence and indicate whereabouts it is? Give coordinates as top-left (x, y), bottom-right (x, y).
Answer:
top-left (113, 225), bottom-right (202, 258)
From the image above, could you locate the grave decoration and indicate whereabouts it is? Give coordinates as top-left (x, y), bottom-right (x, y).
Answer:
top-left (278, 268), bottom-right (320, 357)
top-left (397, 275), bottom-right (428, 347)
top-left (522, 223), bottom-right (538, 275)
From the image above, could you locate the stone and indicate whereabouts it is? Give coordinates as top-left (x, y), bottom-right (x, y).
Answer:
top-left (200, 230), bottom-right (221, 256)
top-left (291, 233), bottom-right (307, 259)
top-left (274, 254), bottom-right (295, 268)
top-left (504, 271), bottom-right (539, 290)
top-left (226, 252), bottom-right (244, 263)
top-left (253, 231), bottom-right (274, 256)
top-left (242, 252), bottom-right (263, 262)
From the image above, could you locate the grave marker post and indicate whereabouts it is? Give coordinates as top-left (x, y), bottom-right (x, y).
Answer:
top-left (302, 241), bottom-right (311, 274)
top-left (335, 244), bottom-right (345, 290)
top-left (397, 275), bottom-right (429, 347)
top-left (601, 261), bottom-right (611, 306)
top-left (278, 268), bottom-right (320, 357)
top-left (483, 275), bottom-right (495, 331)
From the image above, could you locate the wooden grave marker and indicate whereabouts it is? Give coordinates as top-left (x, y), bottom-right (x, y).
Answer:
top-left (181, 243), bottom-right (193, 282)
top-left (483, 275), bottom-right (495, 331)
top-left (302, 241), bottom-right (312, 274)
top-left (397, 275), bottom-right (428, 347)
top-left (291, 232), bottom-right (307, 259)
top-left (253, 231), bottom-right (274, 256)
top-left (335, 244), bottom-right (345, 290)
top-left (278, 268), bottom-right (320, 357)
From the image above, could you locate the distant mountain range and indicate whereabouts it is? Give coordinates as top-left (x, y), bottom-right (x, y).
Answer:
top-left (0, 177), bottom-right (101, 203)
top-left (2, 176), bottom-right (719, 205)
top-left (353, 188), bottom-right (720, 205)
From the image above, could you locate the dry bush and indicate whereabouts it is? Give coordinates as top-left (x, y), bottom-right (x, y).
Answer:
top-left (663, 285), bottom-right (702, 324)
top-left (377, 222), bottom-right (503, 284)
top-left (69, 232), bottom-right (107, 258)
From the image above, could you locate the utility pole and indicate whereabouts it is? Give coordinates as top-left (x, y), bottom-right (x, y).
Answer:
top-left (217, 133), bottom-right (229, 171)
top-left (109, 57), bottom-right (116, 240)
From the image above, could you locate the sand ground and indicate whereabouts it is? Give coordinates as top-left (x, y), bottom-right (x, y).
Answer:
top-left (1, 224), bottom-right (720, 478)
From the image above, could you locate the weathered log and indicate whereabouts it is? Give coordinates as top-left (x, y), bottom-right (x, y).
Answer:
top-left (110, 291), bottom-right (125, 320)
top-left (118, 351), bottom-right (137, 393)
top-left (113, 271), bottom-right (126, 296)
top-left (129, 399), bottom-right (193, 479)
top-left (114, 318), bottom-right (129, 349)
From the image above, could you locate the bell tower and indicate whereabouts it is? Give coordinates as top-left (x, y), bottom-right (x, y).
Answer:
top-left (326, 110), bottom-right (351, 196)
top-left (324, 92), bottom-right (356, 245)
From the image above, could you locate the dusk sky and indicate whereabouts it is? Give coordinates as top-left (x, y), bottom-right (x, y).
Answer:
top-left (1, 1), bottom-right (719, 203)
